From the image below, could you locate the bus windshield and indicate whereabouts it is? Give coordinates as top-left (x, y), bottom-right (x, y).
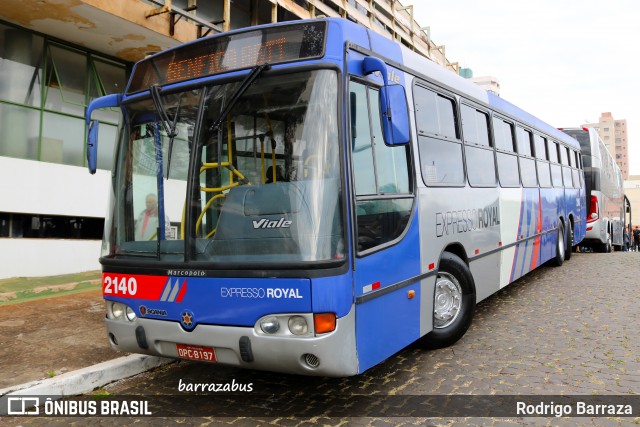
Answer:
top-left (107, 69), bottom-right (343, 265)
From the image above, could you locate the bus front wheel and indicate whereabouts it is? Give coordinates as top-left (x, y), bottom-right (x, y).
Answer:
top-left (417, 252), bottom-right (475, 349)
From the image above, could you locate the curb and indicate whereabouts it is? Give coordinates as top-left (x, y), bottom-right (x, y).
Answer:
top-left (0, 355), bottom-right (173, 414)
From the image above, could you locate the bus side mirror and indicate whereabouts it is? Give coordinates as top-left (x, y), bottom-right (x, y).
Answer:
top-left (85, 94), bottom-right (122, 174)
top-left (380, 85), bottom-right (410, 146)
top-left (361, 56), bottom-right (410, 146)
top-left (87, 120), bottom-right (99, 174)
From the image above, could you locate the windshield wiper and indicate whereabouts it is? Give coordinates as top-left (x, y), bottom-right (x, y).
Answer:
top-left (207, 63), bottom-right (270, 185)
top-left (208, 63), bottom-right (271, 133)
top-left (150, 85), bottom-right (182, 177)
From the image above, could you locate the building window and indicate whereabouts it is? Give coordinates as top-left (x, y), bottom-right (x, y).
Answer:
top-left (1, 212), bottom-right (103, 239)
top-left (0, 21), bottom-right (128, 170)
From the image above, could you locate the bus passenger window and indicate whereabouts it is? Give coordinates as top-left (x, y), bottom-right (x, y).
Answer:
top-left (415, 86), bottom-right (464, 186)
top-left (537, 160), bottom-right (552, 187)
top-left (496, 152), bottom-right (520, 187)
top-left (561, 146), bottom-right (573, 187)
top-left (549, 141), bottom-right (563, 187)
top-left (520, 157), bottom-right (538, 187)
top-left (461, 104), bottom-right (490, 146)
top-left (466, 146), bottom-right (496, 186)
top-left (533, 134), bottom-right (547, 160)
top-left (493, 118), bottom-right (516, 152)
top-left (516, 127), bottom-right (533, 156)
top-left (419, 136), bottom-right (464, 185)
top-left (462, 105), bottom-right (494, 187)
top-left (547, 140), bottom-right (558, 162)
top-left (414, 86), bottom-right (458, 139)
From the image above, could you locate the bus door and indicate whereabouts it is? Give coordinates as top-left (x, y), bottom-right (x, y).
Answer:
top-left (348, 77), bottom-right (421, 372)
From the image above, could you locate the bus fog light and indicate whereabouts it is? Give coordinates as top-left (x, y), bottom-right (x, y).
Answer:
top-left (260, 317), bottom-right (280, 334)
top-left (125, 306), bottom-right (137, 321)
top-left (288, 316), bottom-right (308, 335)
top-left (111, 302), bottom-right (125, 319)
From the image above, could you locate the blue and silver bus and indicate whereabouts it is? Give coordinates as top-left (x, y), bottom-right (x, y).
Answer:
top-left (86, 18), bottom-right (585, 376)
top-left (561, 127), bottom-right (624, 252)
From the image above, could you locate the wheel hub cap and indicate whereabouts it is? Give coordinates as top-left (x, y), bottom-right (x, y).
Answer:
top-left (433, 272), bottom-right (462, 328)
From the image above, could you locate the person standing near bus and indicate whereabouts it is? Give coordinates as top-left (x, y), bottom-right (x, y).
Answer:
top-left (623, 228), bottom-right (630, 251)
top-left (633, 226), bottom-right (640, 252)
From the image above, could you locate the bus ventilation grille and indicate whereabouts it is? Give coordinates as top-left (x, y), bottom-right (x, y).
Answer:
top-left (304, 353), bottom-right (320, 368)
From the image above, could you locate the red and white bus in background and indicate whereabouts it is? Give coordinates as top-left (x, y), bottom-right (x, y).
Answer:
top-left (561, 128), bottom-right (625, 252)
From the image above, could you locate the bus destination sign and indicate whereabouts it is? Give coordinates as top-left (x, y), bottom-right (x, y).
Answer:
top-left (126, 21), bottom-right (327, 94)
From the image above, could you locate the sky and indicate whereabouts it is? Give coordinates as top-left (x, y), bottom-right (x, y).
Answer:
top-left (411, 0), bottom-right (640, 175)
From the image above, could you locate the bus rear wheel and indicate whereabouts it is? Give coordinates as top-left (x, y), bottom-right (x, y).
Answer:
top-left (417, 252), bottom-right (475, 349)
top-left (598, 233), bottom-right (612, 253)
top-left (551, 222), bottom-right (565, 267)
top-left (564, 223), bottom-right (573, 261)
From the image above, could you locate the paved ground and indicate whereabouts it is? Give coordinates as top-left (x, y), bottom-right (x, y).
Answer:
top-left (2, 251), bottom-right (640, 425)
top-left (0, 289), bottom-right (120, 388)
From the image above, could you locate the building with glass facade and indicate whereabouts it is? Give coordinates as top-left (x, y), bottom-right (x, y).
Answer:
top-left (0, 0), bottom-right (452, 278)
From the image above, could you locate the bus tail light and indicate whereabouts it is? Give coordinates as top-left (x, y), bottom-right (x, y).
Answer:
top-left (587, 195), bottom-right (599, 223)
top-left (314, 313), bottom-right (336, 334)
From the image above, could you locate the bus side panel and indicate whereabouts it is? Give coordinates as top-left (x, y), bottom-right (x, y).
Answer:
top-left (563, 186), bottom-right (584, 246)
top-left (311, 272), bottom-right (353, 318)
top-left (539, 187), bottom-right (562, 264)
top-left (356, 287), bottom-right (421, 372)
top-left (574, 182), bottom-right (587, 246)
top-left (354, 211), bottom-right (421, 373)
top-left (499, 188), bottom-right (522, 288)
top-left (510, 188), bottom-right (542, 282)
top-left (469, 255), bottom-right (499, 303)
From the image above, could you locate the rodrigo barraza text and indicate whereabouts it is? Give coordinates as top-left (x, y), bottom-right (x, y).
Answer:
top-left (516, 401), bottom-right (633, 417)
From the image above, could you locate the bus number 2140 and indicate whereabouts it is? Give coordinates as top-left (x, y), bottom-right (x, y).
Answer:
top-left (103, 276), bottom-right (138, 296)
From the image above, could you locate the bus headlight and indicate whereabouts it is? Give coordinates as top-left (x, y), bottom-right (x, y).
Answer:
top-left (107, 302), bottom-right (136, 321)
top-left (125, 306), bottom-right (137, 322)
top-left (260, 317), bottom-right (280, 334)
top-left (288, 316), bottom-right (308, 335)
top-left (110, 302), bottom-right (125, 319)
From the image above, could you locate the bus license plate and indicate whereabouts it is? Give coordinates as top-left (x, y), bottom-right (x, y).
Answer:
top-left (176, 344), bottom-right (217, 362)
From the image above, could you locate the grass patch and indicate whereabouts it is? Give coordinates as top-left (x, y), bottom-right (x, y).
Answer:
top-left (0, 271), bottom-right (101, 306)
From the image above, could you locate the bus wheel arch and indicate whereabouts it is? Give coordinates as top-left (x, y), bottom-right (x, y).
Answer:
top-left (417, 251), bottom-right (476, 349)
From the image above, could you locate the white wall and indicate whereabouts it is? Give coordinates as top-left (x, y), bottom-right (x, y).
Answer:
top-left (0, 156), bottom-right (110, 217)
top-left (0, 157), bottom-right (110, 278)
top-left (0, 238), bottom-right (102, 279)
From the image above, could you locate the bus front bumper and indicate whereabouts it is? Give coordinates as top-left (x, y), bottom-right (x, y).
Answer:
top-left (104, 306), bottom-right (358, 377)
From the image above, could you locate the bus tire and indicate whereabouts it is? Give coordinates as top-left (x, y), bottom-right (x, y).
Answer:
top-left (599, 233), bottom-right (612, 253)
top-left (551, 222), bottom-right (565, 267)
top-left (564, 223), bottom-right (573, 261)
top-left (417, 252), bottom-right (475, 350)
